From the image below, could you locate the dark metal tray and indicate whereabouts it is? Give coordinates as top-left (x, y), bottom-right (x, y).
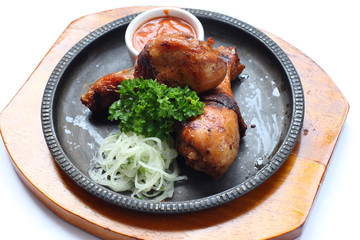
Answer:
top-left (41, 8), bottom-right (304, 213)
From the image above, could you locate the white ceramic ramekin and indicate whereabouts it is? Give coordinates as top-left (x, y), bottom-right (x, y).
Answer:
top-left (125, 7), bottom-right (204, 62)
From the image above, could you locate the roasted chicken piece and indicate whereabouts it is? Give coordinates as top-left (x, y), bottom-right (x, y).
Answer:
top-left (134, 32), bottom-right (227, 94)
top-left (81, 68), bottom-right (134, 113)
top-left (203, 46), bottom-right (247, 138)
top-left (175, 46), bottom-right (246, 179)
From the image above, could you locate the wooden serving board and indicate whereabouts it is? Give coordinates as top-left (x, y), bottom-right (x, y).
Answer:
top-left (0, 6), bottom-right (349, 240)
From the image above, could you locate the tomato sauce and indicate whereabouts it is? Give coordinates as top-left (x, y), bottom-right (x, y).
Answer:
top-left (132, 16), bottom-right (197, 52)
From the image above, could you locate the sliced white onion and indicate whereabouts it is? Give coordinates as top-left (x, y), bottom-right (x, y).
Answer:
top-left (89, 131), bottom-right (187, 202)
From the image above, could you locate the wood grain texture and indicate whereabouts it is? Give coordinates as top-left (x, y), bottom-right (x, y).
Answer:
top-left (0, 6), bottom-right (348, 240)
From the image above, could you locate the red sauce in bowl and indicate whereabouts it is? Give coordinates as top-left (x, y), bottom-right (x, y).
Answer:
top-left (132, 16), bottom-right (197, 52)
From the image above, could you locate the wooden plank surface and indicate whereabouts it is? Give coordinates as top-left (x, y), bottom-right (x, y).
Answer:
top-left (0, 6), bottom-right (348, 240)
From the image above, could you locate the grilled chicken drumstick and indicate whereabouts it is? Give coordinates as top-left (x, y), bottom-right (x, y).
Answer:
top-left (175, 46), bottom-right (246, 178)
top-left (134, 32), bottom-right (227, 94)
top-left (81, 68), bottom-right (134, 113)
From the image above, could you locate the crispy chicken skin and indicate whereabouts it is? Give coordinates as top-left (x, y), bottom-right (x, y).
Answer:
top-left (134, 32), bottom-right (227, 94)
top-left (80, 68), bottom-right (134, 113)
top-left (175, 46), bottom-right (246, 179)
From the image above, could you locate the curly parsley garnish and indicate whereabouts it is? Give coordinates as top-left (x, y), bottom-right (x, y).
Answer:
top-left (108, 78), bottom-right (205, 141)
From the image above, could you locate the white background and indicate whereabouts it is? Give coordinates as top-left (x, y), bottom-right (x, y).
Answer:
top-left (1, 0), bottom-right (359, 239)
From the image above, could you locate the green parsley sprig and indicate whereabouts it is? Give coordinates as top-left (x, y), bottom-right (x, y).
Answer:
top-left (108, 78), bottom-right (205, 141)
